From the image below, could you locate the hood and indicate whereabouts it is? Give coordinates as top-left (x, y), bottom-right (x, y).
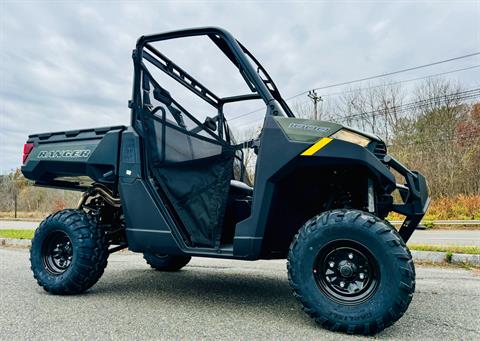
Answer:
top-left (273, 117), bottom-right (383, 144)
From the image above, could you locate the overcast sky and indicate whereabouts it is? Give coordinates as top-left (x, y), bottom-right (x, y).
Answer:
top-left (1, 0), bottom-right (479, 173)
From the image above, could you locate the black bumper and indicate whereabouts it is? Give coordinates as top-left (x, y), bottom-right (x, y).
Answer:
top-left (384, 155), bottom-right (430, 242)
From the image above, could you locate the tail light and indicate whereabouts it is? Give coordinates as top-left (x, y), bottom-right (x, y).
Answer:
top-left (22, 143), bottom-right (34, 164)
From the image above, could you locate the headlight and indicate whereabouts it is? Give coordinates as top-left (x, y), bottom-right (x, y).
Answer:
top-left (330, 129), bottom-right (371, 147)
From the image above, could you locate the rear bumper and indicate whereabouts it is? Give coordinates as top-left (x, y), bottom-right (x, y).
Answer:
top-left (384, 155), bottom-right (430, 242)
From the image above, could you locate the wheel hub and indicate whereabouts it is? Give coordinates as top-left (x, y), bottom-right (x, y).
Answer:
top-left (313, 240), bottom-right (379, 304)
top-left (42, 231), bottom-right (73, 275)
top-left (338, 261), bottom-right (355, 278)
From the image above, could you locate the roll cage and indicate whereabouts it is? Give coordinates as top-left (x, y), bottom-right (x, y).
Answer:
top-left (129, 26), bottom-right (295, 136)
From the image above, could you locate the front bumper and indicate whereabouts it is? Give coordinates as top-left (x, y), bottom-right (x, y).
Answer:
top-left (384, 155), bottom-right (430, 242)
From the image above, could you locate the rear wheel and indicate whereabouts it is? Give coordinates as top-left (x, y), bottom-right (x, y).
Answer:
top-left (287, 209), bottom-right (415, 335)
top-left (143, 253), bottom-right (191, 271)
top-left (30, 209), bottom-right (109, 295)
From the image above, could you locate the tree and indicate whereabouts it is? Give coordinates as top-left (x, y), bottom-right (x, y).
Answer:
top-left (0, 169), bottom-right (29, 217)
top-left (333, 82), bottom-right (404, 144)
top-left (389, 79), bottom-right (479, 197)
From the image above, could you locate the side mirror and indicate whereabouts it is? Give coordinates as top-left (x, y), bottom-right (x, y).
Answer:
top-left (204, 117), bottom-right (217, 131)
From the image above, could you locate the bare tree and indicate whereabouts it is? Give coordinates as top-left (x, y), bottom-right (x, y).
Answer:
top-left (333, 82), bottom-right (404, 144)
top-left (291, 99), bottom-right (314, 119)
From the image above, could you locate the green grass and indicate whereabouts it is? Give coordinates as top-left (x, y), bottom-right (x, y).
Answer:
top-left (408, 243), bottom-right (480, 255)
top-left (0, 229), bottom-right (35, 239)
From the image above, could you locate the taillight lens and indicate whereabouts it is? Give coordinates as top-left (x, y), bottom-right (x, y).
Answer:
top-left (22, 143), bottom-right (34, 164)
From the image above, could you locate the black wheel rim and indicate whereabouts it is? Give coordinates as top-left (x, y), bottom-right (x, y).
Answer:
top-left (41, 230), bottom-right (73, 275)
top-left (313, 240), bottom-right (379, 305)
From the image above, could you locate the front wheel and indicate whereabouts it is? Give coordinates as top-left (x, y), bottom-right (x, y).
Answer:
top-left (30, 209), bottom-right (109, 295)
top-left (287, 209), bottom-right (415, 335)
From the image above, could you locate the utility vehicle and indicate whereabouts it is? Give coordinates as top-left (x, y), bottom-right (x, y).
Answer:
top-left (22, 27), bottom-right (429, 335)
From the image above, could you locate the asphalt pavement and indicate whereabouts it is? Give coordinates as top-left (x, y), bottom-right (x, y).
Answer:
top-left (1, 219), bottom-right (479, 246)
top-left (0, 220), bottom-right (39, 229)
top-left (409, 229), bottom-right (480, 246)
top-left (1, 247), bottom-right (479, 340)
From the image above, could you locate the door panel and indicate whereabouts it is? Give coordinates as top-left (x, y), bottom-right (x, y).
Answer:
top-left (139, 74), bottom-right (234, 247)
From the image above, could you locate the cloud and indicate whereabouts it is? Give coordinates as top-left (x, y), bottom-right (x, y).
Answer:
top-left (1, 1), bottom-right (479, 172)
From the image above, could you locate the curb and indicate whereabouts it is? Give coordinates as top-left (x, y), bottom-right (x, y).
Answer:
top-left (0, 238), bottom-right (32, 248)
top-left (1, 238), bottom-right (479, 266)
top-left (411, 250), bottom-right (480, 266)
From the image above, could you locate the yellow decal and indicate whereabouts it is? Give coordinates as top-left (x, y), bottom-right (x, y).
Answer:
top-left (301, 137), bottom-right (333, 156)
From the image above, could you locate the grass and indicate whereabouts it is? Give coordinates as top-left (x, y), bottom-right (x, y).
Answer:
top-left (0, 229), bottom-right (35, 240)
top-left (408, 243), bottom-right (480, 255)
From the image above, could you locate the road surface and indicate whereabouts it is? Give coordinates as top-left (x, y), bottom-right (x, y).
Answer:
top-left (1, 220), bottom-right (479, 246)
top-left (1, 248), bottom-right (479, 340)
top-left (0, 220), bottom-right (40, 230)
top-left (409, 229), bottom-right (480, 246)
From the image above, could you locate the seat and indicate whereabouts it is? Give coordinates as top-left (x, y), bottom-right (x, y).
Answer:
top-left (230, 180), bottom-right (253, 197)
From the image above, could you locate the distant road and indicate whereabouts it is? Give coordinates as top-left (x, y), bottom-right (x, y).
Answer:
top-left (409, 229), bottom-right (480, 246)
top-left (1, 219), bottom-right (479, 246)
top-left (0, 220), bottom-right (40, 230)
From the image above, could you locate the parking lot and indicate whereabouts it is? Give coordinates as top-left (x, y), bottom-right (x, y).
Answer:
top-left (1, 247), bottom-right (479, 340)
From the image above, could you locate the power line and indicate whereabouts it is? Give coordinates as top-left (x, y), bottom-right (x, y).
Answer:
top-left (286, 64), bottom-right (480, 118)
top-left (335, 88), bottom-right (480, 122)
top-left (234, 87), bottom-right (480, 129)
top-left (228, 62), bottom-right (480, 123)
top-left (285, 52), bottom-right (480, 101)
top-left (319, 64), bottom-right (480, 99)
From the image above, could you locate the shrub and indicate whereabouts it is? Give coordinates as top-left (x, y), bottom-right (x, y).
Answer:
top-left (389, 194), bottom-right (480, 221)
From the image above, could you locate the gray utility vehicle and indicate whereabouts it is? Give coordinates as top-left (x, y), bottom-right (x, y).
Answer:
top-left (21, 27), bottom-right (429, 335)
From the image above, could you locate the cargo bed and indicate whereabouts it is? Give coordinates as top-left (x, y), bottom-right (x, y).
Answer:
top-left (21, 125), bottom-right (126, 190)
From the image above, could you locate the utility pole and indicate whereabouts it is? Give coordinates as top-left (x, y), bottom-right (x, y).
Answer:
top-left (383, 100), bottom-right (391, 144)
top-left (307, 90), bottom-right (323, 120)
top-left (14, 190), bottom-right (17, 219)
